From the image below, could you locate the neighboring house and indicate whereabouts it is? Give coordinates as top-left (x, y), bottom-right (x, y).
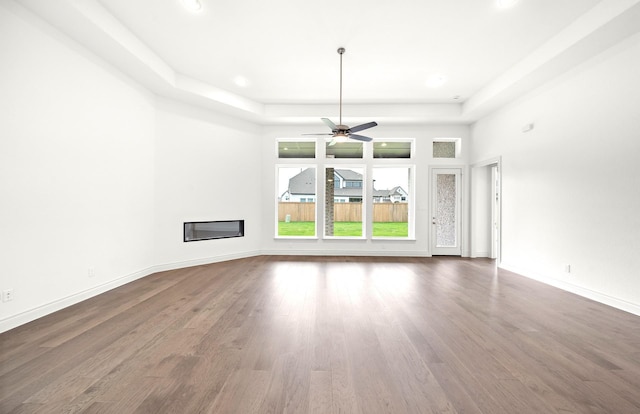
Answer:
top-left (281, 168), bottom-right (406, 203)
top-left (280, 168), bottom-right (316, 202)
top-left (373, 186), bottom-right (408, 203)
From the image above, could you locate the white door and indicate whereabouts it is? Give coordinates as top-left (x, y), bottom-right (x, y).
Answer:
top-left (431, 168), bottom-right (462, 255)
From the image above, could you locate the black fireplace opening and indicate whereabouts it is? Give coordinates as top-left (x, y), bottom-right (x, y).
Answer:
top-left (184, 220), bottom-right (244, 242)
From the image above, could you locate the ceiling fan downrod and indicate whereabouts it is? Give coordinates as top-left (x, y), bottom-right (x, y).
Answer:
top-left (338, 47), bottom-right (345, 126)
top-left (301, 47), bottom-right (376, 144)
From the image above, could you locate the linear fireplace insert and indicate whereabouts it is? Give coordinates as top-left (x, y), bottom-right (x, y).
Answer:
top-left (183, 220), bottom-right (244, 242)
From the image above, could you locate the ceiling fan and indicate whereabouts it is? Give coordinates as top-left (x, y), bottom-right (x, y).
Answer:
top-left (305, 47), bottom-right (377, 146)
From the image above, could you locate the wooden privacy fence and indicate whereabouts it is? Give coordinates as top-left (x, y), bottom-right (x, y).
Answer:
top-left (278, 202), bottom-right (408, 222)
top-left (278, 202), bottom-right (316, 222)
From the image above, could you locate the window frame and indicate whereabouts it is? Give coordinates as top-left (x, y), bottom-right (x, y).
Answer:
top-left (274, 137), bottom-right (416, 241)
top-left (432, 137), bottom-right (462, 159)
top-left (373, 139), bottom-right (414, 159)
top-left (323, 165), bottom-right (366, 239)
top-left (276, 138), bottom-right (317, 159)
top-left (371, 165), bottom-right (415, 240)
top-left (275, 164), bottom-right (318, 239)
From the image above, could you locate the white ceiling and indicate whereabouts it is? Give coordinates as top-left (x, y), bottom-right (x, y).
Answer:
top-left (96, 0), bottom-right (601, 104)
top-left (15, 0), bottom-right (640, 124)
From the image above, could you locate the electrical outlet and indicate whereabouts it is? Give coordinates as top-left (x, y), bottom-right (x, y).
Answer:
top-left (2, 289), bottom-right (14, 302)
top-left (88, 267), bottom-right (96, 278)
top-left (564, 264), bottom-right (571, 273)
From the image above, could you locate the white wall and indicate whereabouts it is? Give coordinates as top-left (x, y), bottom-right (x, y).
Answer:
top-left (261, 124), bottom-right (470, 257)
top-left (153, 99), bottom-right (263, 270)
top-left (0, 4), bottom-right (263, 332)
top-left (470, 33), bottom-right (640, 315)
top-left (0, 4), bottom-right (156, 329)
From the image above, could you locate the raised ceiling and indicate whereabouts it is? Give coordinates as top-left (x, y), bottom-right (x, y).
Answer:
top-left (14, 0), bottom-right (640, 124)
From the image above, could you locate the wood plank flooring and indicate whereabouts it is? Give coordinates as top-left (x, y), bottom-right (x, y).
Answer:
top-left (1, 256), bottom-right (639, 413)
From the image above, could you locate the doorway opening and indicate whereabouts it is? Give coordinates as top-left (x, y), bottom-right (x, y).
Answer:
top-left (471, 157), bottom-right (502, 263)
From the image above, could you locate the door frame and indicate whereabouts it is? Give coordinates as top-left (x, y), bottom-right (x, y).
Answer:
top-left (429, 167), bottom-right (463, 256)
top-left (470, 156), bottom-right (502, 264)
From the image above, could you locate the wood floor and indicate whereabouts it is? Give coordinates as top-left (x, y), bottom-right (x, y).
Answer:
top-left (1, 256), bottom-right (639, 413)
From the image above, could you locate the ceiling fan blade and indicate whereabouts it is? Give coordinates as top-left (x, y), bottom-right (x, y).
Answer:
top-left (328, 138), bottom-right (337, 146)
top-left (349, 121), bottom-right (378, 133)
top-left (321, 118), bottom-right (337, 130)
top-left (349, 134), bottom-right (373, 142)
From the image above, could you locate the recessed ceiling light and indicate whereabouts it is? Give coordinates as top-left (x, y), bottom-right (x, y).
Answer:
top-left (181, 0), bottom-right (203, 13)
top-left (233, 76), bottom-right (250, 88)
top-left (426, 74), bottom-right (447, 88)
top-left (496, 0), bottom-right (519, 9)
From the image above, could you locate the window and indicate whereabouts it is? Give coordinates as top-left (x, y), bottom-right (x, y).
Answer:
top-left (372, 167), bottom-right (411, 238)
top-left (433, 139), bottom-right (460, 158)
top-left (325, 167), bottom-right (364, 237)
top-left (275, 137), bottom-right (415, 240)
top-left (278, 140), bottom-right (315, 158)
top-left (277, 167), bottom-right (316, 237)
top-left (374, 141), bottom-right (412, 158)
top-left (326, 141), bottom-right (363, 158)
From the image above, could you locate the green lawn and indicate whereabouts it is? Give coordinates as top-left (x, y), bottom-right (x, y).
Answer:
top-left (373, 222), bottom-right (409, 237)
top-left (278, 221), bottom-right (408, 237)
top-left (278, 221), bottom-right (316, 236)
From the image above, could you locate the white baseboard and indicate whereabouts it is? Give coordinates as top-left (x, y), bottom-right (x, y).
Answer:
top-left (500, 263), bottom-right (640, 317)
top-left (0, 250), bottom-right (263, 334)
top-left (151, 250), bottom-right (263, 273)
top-left (3, 248), bottom-right (430, 333)
top-left (0, 267), bottom-right (155, 333)
top-left (12, 252), bottom-right (579, 334)
top-left (261, 249), bottom-right (431, 258)
top-left (471, 251), bottom-right (490, 258)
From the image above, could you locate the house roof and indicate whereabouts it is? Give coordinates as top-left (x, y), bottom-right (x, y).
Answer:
top-left (288, 168), bottom-right (406, 198)
top-left (334, 169), bottom-right (362, 182)
top-left (288, 168), bottom-right (365, 196)
top-left (287, 168), bottom-right (315, 195)
top-left (373, 186), bottom-right (407, 197)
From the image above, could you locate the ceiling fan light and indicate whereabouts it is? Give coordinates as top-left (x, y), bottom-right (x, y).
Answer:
top-left (329, 133), bottom-right (348, 144)
top-left (309, 48), bottom-right (378, 144)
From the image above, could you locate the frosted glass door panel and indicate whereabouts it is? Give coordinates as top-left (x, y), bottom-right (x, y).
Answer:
top-left (431, 168), bottom-right (462, 255)
top-left (436, 174), bottom-right (456, 247)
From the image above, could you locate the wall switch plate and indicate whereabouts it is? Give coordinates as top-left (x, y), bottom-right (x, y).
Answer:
top-left (88, 267), bottom-right (96, 278)
top-left (2, 289), bottom-right (14, 302)
top-left (564, 264), bottom-right (571, 273)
